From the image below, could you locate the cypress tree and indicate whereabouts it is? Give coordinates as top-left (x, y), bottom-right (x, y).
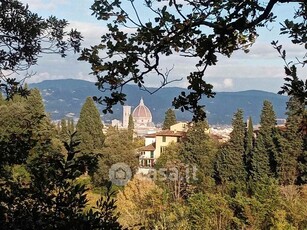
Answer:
top-left (278, 96), bottom-right (305, 185)
top-left (216, 109), bottom-right (247, 183)
top-left (182, 121), bottom-right (217, 179)
top-left (128, 114), bottom-right (134, 140)
top-left (162, 108), bottom-right (177, 130)
top-left (24, 88), bottom-right (57, 152)
top-left (24, 88), bottom-right (45, 116)
top-left (251, 100), bottom-right (277, 181)
top-left (244, 116), bottom-right (254, 176)
top-left (60, 118), bottom-right (68, 140)
top-left (128, 114), bottom-right (134, 131)
top-left (68, 118), bottom-right (75, 133)
top-left (76, 97), bottom-right (105, 153)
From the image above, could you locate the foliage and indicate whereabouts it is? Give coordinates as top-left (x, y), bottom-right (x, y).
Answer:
top-left (162, 108), bottom-right (177, 130)
top-left (59, 118), bottom-right (76, 143)
top-left (76, 97), bottom-right (105, 154)
top-left (128, 114), bottom-right (134, 131)
top-left (245, 116), bottom-right (254, 177)
top-left (215, 109), bottom-right (247, 186)
top-left (188, 192), bottom-right (233, 230)
top-left (251, 100), bottom-right (278, 181)
top-left (0, 0), bottom-right (82, 99)
top-left (182, 121), bottom-right (216, 177)
top-left (0, 88), bottom-right (57, 168)
top-left (279, 185), bottom-right (307, 229)
top-left (128, 114), bottom-right (134, 140)
top-left (93, 127), bottom-right (138, 186)
top-left (0, 98), bottom-right (122, 230)
top-left (80, 0), bottom-right (306, 120)
top-left (116, 175), bottom-right (165, 229)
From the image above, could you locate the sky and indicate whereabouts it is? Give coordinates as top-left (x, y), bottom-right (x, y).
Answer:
top-left (19, 0), bottom-right (306, 93)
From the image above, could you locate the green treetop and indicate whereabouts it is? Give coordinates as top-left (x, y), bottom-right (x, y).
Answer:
top-left (76, 97), bottom-right (105, 153)
top-left (162, 108), bottom-right (177, 130)
top-left (276, 96), bottom-right (305, 185)
top-left (216, 109), bottom-right (247, 184)
top-left (128, 114), bottom-right (134, 140)
top-left (128, 113), bottom-right (134, 131)
top-left (182, 121), bottom-right (217, 188)
top-left (24, 88), bottom-right (45, 115)
top-left (251, 100), bottom-right (277, 181)
top-left (245, 116), bottom-right (254, 176)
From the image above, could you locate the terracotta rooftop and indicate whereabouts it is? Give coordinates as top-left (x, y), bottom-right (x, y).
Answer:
top-left (144, 133), bottom-right (156, 138)
top-left (144, 130), bottom-right (186, 137)
top-left (138, 142), bottom-right (156, 151)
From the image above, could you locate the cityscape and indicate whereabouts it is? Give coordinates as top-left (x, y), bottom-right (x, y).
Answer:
top-left (1, 0), bottom-right (306, 229)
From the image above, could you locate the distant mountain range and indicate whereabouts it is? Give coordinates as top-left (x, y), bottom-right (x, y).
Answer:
top-left (29, 79), bottom-right (289, 125)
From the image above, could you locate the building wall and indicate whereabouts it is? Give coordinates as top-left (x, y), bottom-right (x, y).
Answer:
top-left (170, 122), bottom-right (188, 132)
top-left (155, 135), bottom-right (178, 158)
top-left (145, 137), bottom-right (156, 146)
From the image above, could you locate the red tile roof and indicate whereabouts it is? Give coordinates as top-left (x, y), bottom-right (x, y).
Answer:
top-left (138, 142), bottom-right (156, 151)
top-left (155, 130), bottom-right (185, 137)
top-left (144, 133), bottom-right (156, 138)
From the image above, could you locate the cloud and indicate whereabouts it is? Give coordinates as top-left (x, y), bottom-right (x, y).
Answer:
top-left (223, 78), bottom-right (233, 88)
top-left (210, 78), bottom-right (234, 91)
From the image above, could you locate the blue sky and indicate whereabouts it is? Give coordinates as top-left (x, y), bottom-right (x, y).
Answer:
top-left (20, 0), bottom-right (306, 93)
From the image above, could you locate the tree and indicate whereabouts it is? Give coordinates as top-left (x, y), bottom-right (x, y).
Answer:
top-left (80, 0), bottom-right (306, 120)
top-left (251, 100), bottom-right (278, 181)
top-left (1, 132), bottom-right (122, 229)
top-left (162, 108), bottom-right (177, 130)
top-left (216, 109), bottom-right (247, 186)
top-left (128, 114), bottom-right (134, 131)
top-left (60, 118), bottom-right (68, 139)
top-left (0, 88), bottom-right (58, 166)
top-left (68, 118), bottom-right (75, 133)
top-left (93, 127), bottom-right (138, 186)
top-left (0, 0), bottom-right (82, 99)
top-left (181, 121), bottom-right (217, 192)
top-left (76, 97), bottom-right (105, 154)
top-left (0, 97), bottom-right (122, 229)
top-left (245, 116), bottom-right (254, 177)
top-left (128, 114), bottom-right (134, 140)
top-left (276, 96), bottom-right (305, 185)
top-left (116, 175), bottom-right (165, 229)
top-left (188, 192), bottom-right (234, 230)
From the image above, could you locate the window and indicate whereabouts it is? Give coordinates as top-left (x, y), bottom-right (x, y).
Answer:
top-left (150, 151), bottom-right (154, 158)
top-left (162, 136), bottom-right (166, 142)
top-left (160, 146), bottom-right (166, 153)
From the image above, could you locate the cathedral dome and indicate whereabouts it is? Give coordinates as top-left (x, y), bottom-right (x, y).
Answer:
top-left (132, 98), bottom-right (152, 125)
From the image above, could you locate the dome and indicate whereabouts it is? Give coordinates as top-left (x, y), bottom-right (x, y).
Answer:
top-left (132, 98), bottom-right (152, 125)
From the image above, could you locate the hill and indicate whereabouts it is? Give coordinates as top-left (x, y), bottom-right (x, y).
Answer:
top-left (30, 79), bottom-right (288, 125)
